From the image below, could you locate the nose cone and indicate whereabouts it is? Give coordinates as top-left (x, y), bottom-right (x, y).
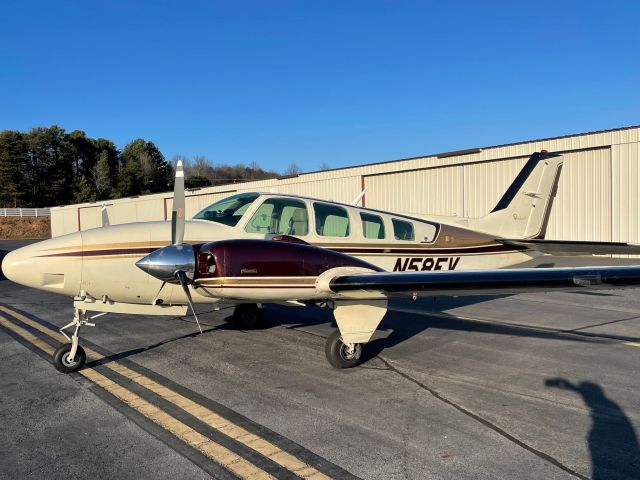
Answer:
top-left (2, 247), bottom-right (33, 286)
top-left (136, 244), bottom-right (196, 283)
top-left (1, 234), bottom-right (83, 294)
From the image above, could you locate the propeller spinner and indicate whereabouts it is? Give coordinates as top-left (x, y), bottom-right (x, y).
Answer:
top-left (135, 160), bottom-right (202, 333)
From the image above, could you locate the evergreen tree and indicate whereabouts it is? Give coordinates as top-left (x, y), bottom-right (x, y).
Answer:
top-left (116, 157), bottom-right (144, 197)
top-left (66, 130), bottom-right (96, 180)
top-left (73, 174), bottom-right (95, 203)
top-left (93, 138), bottom-right (119, 187)
top-left (120, 139), bottom-right (171, 194)
top-left (0, 130), bottom-right (28, 207)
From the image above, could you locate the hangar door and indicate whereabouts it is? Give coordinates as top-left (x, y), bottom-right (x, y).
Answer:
top-left (365, 166), bottom-right (464, 217)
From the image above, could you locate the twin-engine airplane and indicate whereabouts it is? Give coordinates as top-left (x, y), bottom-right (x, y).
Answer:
top-left (4, 151), bottom-right (640, 372)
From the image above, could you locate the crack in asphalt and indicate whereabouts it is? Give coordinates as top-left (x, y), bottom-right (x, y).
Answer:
top-left (283, 322), bottom-right (588, 477)
top-left (376, 355), bottom-right (589, 480)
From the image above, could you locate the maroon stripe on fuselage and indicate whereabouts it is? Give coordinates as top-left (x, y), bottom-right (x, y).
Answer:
top-left (36, 242), bottom-right (526, 259)
top-left (38, 247), bottom-right (159, 258)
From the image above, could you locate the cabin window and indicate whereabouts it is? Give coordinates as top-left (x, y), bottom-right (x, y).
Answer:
top-left (193, 192), bottom-right (259, 227)
top-left (245, 198), bottom-right (308, 235)
top-left (314, 203), bottom-right (350, 237)
top-left (392, 218), bottom-right (414, 241)
top-left (361, 213), bottom-right (385, 239)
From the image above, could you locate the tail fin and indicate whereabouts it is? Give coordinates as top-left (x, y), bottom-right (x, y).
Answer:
top-left (469, 151), bottom-right (563, 239)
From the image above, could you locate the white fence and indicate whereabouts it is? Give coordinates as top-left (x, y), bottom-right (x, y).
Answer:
top-left (0, 208), bottom-right (51, 217)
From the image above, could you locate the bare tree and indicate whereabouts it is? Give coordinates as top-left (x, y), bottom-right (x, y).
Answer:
top-left (319, 162), bottom-right (330, 171)
top-left (92, 151), bottom-right (111, 199)
top-left (283, 162), bottom-right (302, 176)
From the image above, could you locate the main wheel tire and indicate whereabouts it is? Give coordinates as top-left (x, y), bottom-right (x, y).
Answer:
top-left (53, 344), bottom-right (87, 373)
top-left (325, 330), bottom-right (363, 369)
top-left (232, 304), bottom-right (262, 329)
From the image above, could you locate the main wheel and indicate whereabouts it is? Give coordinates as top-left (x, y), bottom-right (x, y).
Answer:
top-left (53, 344), bottom-right (86, 373)
top-left (232, 304), bottom-right (262, 329)
top-left (325, 330), bottom-right (363, 369)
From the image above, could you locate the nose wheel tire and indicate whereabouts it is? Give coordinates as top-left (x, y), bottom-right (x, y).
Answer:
top-left (325, 330), bottom-right (363, 369)
top-left (53, 344), bottom-right (87, 373)
top-left (233, 304), bottom-right (262, 329)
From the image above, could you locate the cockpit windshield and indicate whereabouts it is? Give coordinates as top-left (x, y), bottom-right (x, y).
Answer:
top-left (192, 192), bottom-right (260, 227)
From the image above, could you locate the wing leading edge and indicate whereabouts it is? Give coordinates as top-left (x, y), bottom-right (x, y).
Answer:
top-left (329, 265), bottom-right (640, 298)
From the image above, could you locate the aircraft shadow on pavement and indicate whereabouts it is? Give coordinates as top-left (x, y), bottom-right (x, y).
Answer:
top-left (545, 378), bottom-right (640, 480)
top-left (256, 295), bottom-right (640, 365)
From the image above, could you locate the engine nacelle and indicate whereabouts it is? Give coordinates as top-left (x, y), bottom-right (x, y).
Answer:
top-left (195, 239), bottom-right (380, 281)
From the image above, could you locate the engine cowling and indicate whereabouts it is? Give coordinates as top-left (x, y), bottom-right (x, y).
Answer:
top-left (195, 239), bottom-right (381, 280)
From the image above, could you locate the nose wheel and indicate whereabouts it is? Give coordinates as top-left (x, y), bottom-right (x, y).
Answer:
top-left (325, 330), bottom-right (363, 368)
top-left (53, 344), bottom-right (86, 373)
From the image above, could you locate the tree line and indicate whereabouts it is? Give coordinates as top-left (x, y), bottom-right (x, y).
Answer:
top-left (0, 125), bottom-right (309, 208)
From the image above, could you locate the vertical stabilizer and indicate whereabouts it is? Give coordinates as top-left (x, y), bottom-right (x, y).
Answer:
top-left (468, 151), bottom-right (563, 239)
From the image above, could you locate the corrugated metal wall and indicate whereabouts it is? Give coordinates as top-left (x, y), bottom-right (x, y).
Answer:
top-left (51, 127), bottom-right (640, 243)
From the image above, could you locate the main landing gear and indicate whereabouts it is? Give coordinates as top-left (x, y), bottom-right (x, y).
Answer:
top-left (232, 303), bottom-right (263, 329)
top-left (53, 308), bottom-right (102, 373)
top-left (325, 331), bottom-right (363, 368)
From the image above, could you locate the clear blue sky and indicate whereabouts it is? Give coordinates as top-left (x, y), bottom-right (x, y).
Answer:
top-left (1, 1), bottom-right (639, 173)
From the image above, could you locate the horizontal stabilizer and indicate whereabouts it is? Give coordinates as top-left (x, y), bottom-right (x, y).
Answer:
top-left (499, 239), bottom-right (640, 256)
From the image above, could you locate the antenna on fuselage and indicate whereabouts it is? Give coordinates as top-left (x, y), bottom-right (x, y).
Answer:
top-left (100, 202), bottom-right (110, 227)
top-left (350, 187), bottom-right (368, 206)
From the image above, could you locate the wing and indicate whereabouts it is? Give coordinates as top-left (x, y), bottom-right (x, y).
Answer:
top-left (328, 265), bottom-right (640, 298)
top-left (499, 239), bottom-right (640, 256)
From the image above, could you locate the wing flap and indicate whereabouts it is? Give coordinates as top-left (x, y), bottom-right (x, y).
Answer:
top-left (500, 239), bottom-right (640, 256)
top-left (329, 265), bottom-right (640, 298)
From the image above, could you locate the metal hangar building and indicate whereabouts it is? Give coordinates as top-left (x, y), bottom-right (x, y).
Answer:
top-left (51, 126), bottom-right (640, 245)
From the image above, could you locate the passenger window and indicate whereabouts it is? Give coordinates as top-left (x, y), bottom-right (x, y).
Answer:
top-left (245, 198), bottom-right (308, 235)
top-left (392, 219), bottom-right (414, 241)
top-left (314, 203), bottom-right (350, 237)
top-left (361, 213), bottom-right (385, 239)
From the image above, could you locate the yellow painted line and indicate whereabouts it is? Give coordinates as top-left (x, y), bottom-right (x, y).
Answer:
top-left (624, 342), bottom-right (640, 347)
top-left (0, 313), bottom-right (274, 480)
top-left (0, 315), bottom-right (56, 355)
top-left (0, 306), bottom-right (330, 480)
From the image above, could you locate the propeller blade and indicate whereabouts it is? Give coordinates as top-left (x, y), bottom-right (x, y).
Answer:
top-left (176, 271), bottom-right (203, 334)
top-left (172, 160), bottom-right (186, 245)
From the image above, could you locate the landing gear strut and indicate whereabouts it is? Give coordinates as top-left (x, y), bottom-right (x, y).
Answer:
top-left (53, 308), bottom-right (99, 373)
top-left (325, 330), bottom-right (363, 369)
top-left (232, 303), bottom-right (262, 329)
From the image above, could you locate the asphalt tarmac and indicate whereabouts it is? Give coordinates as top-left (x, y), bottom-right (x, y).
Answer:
top-left (1, 240), bottom-right (639, 479)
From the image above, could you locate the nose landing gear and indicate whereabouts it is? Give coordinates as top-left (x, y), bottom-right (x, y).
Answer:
top-left (53, 308), bottom-right (102, 373)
